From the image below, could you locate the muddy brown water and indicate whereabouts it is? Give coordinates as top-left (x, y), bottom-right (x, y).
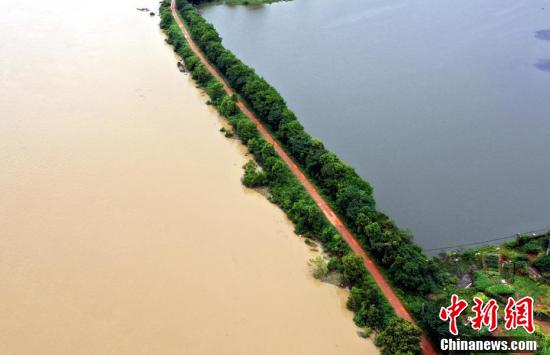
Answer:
top-left (0, 0), bottom-right (376, 353)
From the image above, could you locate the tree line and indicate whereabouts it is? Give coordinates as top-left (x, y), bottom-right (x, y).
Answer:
top-left (160, 1), bottom-right (423, 352)
top-left (174, 0), bottom-right (445, 296)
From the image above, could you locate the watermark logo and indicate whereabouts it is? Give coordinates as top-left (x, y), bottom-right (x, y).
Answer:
top-left (471, 297), bottom-right (499, 332)
top-left (439, 294), bottom-right (535, 335)
top-left (438, 295), bottom-right (537, 353)
top-left (504, 296), bottom-right (535, 334)
top-left (439, 294), bottom-right (469, 335)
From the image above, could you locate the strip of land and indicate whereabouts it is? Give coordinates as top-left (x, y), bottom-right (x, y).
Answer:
top-left (169, 1), bottom-right (437, 353)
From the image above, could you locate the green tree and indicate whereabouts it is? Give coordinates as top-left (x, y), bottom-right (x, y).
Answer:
top-left (341, 253), bottom-right (366, 286)
top-left (183, 55), bottom-right (199, 72)
top-left (355, 304), bottom-right (385, 330)
top-left (242, 160), bottom-right (267, 187)
top-left (216, 50), bottom-right (239, 72)
top-left (335, 183), bottom-right (375, 222)
top-left (291, 199), bottom-right (325, 235)
top-left (160, 7), bottom-right (173, 29)
top-left (218, 95), bottom-right (237, 117)
top-left (532, 254), bottom-right (550, 273)
top-left (269, 159), bottom-right (291, 185)
top-left (375, 319), bottom-right (422, 355)
top-left (191, 64), bottom-right (212, 86)
top-left (206, 81), bottom-right (225, 105)
top-left (278, 118), bottom-right (303, 143)
top-left (346, 286), bottom-right (366, 312)
top-left (226, 63), bottom-right (254, 91)
top-left (233, 116), bottom-right (258, 142)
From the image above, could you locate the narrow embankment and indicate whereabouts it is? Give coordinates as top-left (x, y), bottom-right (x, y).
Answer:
top-left (169, 1), bottom-right (437, 353)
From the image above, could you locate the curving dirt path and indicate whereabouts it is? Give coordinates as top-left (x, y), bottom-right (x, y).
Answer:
top-left (170, 1), bottom-right (437, 353)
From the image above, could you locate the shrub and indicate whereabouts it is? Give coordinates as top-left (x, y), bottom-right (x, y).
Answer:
top-left (474, 271), bottom-right (494, 292)
top-left (191, 64), bottom-right (213, 86)
top-left (346, 287), bottom-right (366, 312)
top-left (513, 254), bottom-right (529, 262)
top-left (233, 115), bottom-right (259, 142)
top-left (354, 304), bottom-right (385, 329)
top-left (308, 256), bottom-right (328, 279)
top-left (522, 240), bottom-right (541, 254)
top-left (514, 260), bottom-right (528, 274)
top-left (160, 7), bottom-right (172, 29)
top-left (346, 274), bottom-right (395, 330)
top-left (341, 253), bottom-right (366, 287)
top-left (327, 256), bottom-right (342, 272)
top-left (532, 255), bottom-right (550, 273)
top-left (218, 95), bottom-right (238, 117)
top-left (324, 235), bottom-right (350, 257)
top-left (473, 292), bottom-right (489, 303)
top-left (361, 326), bottom-right (373, 338)
top-left (515, 234), bottom-right (531, 247)
top-left (242, 160), bottom-right (267, 187)
top-left (504, 239), bottom-right (518, 249)
top-left (485, 253), bottom-right (500, 270)
top-left (206, 81), bottom-right (225, 105)
top-left (376, 319), bottom-right (422, 355)
top-left (485, 284), bottom-right (515, 297)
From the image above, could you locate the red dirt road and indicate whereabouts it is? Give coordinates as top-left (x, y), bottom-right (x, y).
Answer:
top-left (170, 1), bottom-right (438, 353)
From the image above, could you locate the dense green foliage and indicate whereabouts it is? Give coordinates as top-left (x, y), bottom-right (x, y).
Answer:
top-left (533, 254), bottom-right (550, 273)
top-left (375, 319), bottom-right (422, 355)
top-left (474, 270), bottom-right (494, 292)
top-left (161, 0), bottom-right (352, 259)
top-left (160, 1), bottom-right (416, 350)
top-left (242, 160), bottom-right (268, 187)
top-left (341, 253), bottom-right (366, 286)
top-left (173, 0), bottom-right (443, 296)
top-left (163, 3), bottom-right (550, 352)
top-left (346, 277), bottom-right (396, 330)
top-left (485, 283), bottom-right (515, 297)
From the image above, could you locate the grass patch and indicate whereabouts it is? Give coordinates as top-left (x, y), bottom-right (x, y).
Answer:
top-left (485, 284), bottom-right (515, 297)
top-left (514, 276), bottom-right (549, 303)
top-left (474, 271), bottom-right (495, 292)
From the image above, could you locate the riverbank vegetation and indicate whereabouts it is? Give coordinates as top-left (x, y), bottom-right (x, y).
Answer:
top-left (171, 0), bottom-right (442, 322)
top-left (160, 1), bottom-right (419, 353)
top-left (160, 0), bottom-right (548, 352)
top-left (173, 0), bottom-right (442, 297)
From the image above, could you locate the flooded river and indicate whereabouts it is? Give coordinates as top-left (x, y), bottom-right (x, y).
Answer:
top-left (0, 0), bottom-right (376, 353)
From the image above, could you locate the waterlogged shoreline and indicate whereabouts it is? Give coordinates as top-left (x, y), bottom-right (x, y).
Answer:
top-left (162, 1), bottom-right (436, 354)
top-left (0, 0), bottom-right (377, 353)
top-left (162, 0), bottom-right (549, 352)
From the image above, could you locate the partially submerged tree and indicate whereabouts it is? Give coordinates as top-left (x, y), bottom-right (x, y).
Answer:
top-left (308, 256), bottom-right (328, 280)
